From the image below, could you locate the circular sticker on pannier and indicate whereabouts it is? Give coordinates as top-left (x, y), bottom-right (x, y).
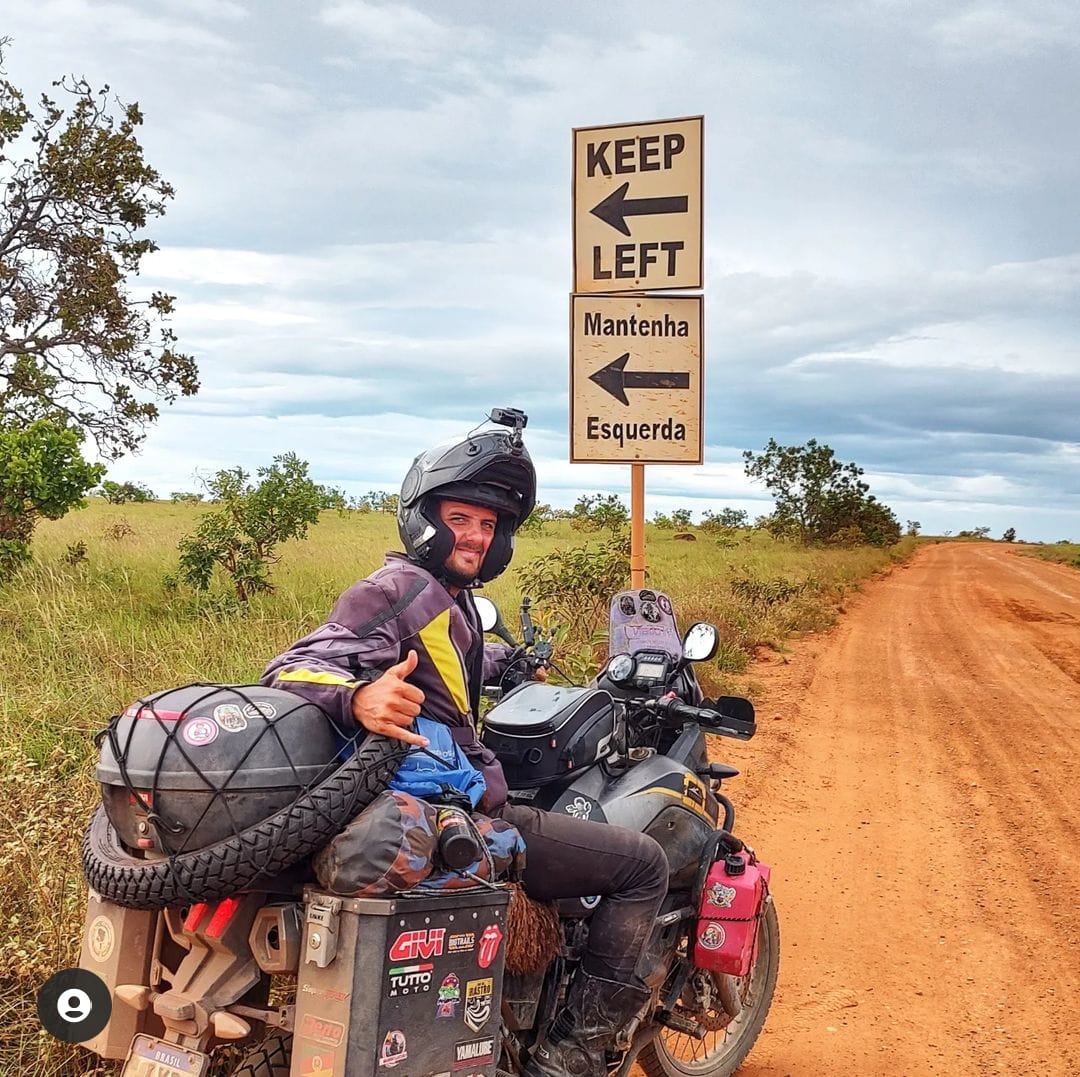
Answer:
top-left (181, 717), bottom-right (219, 747)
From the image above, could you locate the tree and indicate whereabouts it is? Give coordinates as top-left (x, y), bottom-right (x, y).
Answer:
top-left (174, 454), bottom-right (341, 602)
top-left (670, 508), bottom-right (693, 529)
top-left (570, 493), bottom-right (629, 533)
top-left (743, 438), bottom-right (900, 547)
top-left (0, 418), bottom-right (103, 579)
top-left (701, 507), bottom-right (749, 533)
top-left (98, 479), bottom-right (154, 503)
top-left (906, 520), bottom-right (921, 537)
top-left (1002, 527), bottom-right (1016, 543)
top-left (0, 41), bottom-right (197, 458)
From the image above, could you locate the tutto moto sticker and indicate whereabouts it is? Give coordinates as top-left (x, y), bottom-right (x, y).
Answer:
top-left (299, 1013), bottom-right (345, 1047)
top-left (180, 716), bottom-right (218, 747)
top-left (448, 931), bottom-right (475, 953)
top-left (213, 703), bottom-right (248, 732)
top-left (707, 881), bottom-right (737, 909)
top-left (698, 923), bottom-right (726, 950)
top-left (477, 924), bottom-right (502, 969)
top-left (437, 973), bottom-right (461, 1019)
top-left (463, 977), bottom-right (493, 1033)
top-left (389, 928), bottom-right (445, 961)
top-left (387, 962), bottom-right (433, 996)
top-left (379, 1030), bottom-right (408, 1068)
top-left (453, 1037), bottom-right (495, 1070)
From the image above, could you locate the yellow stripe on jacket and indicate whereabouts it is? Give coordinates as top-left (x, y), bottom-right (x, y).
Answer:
top-left (276, 669), bottom-right (358, 687)
top-left (417, 607), bottom-right (470, 715)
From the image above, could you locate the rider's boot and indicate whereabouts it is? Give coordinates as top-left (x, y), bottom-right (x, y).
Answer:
top-left (523, 970), bottom-right (652, 1077)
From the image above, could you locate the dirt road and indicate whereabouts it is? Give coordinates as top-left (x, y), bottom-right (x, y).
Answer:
top-left (723, 543), bottom-right (1080, 1077)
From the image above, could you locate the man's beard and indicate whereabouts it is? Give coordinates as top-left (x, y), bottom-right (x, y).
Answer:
top-left (440, 549), bottom-right (482, 588)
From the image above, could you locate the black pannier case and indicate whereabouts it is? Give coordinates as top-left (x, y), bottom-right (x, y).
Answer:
top-left (481, 683), bottom-right (615, 788)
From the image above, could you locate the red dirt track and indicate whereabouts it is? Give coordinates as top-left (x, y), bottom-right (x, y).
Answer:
top-left (722, 543), bottom-right (1080, 1076)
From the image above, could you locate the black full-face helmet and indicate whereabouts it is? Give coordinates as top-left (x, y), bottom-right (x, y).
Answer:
top-left (398, 409), bottom-right (536, 584)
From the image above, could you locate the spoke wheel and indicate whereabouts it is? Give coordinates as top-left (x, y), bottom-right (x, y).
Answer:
top-left (641, 900), bottom-right (779, 1077)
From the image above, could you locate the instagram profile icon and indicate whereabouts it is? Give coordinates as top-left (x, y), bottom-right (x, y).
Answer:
top-left (36, 968), bottom-right (112, 1043)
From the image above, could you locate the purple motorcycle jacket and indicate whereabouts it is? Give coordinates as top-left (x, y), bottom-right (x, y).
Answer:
top-left (260, 554), bottom-right (513, 809)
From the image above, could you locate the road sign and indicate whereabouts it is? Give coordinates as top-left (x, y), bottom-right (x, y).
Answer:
top-left (573, 116), bottom-right (703, 294)
top-left (570, 294), bottom-right (702, 463)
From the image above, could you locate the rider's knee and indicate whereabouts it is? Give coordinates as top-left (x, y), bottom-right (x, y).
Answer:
top-left (631, 831), bottom-right (669, 890)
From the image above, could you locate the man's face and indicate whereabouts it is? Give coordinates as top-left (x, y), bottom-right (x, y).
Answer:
top-left (438, 499), bottom-right (498, 581)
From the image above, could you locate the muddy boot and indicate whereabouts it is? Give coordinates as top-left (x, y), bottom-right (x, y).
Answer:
top-left (524, 970), bottom-right (651, 1077)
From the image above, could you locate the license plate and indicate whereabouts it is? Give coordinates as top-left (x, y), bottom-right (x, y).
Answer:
top-left (122, 1034), bottom-right (210, 1077)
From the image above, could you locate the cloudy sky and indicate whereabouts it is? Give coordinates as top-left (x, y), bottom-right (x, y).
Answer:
top-left (5, 1), bottom-right (1079, 540)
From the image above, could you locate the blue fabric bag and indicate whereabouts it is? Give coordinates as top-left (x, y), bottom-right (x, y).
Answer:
top-left (388, 716), bottom-right (487, 809)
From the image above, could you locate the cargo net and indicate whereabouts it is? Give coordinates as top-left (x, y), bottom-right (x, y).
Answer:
top-left (96, 683), bottom-right (390, 866)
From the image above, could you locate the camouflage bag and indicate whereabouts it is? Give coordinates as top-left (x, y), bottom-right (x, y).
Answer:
top-left (313, 790), bottom-right (527, 897)
top-left (313, 790), bottom-right (439, 897)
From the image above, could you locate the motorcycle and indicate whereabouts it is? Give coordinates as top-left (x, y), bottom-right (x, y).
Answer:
top-left (77, 588), bottom-right (777, 1077)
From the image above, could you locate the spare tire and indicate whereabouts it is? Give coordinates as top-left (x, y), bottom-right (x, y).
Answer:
top-left (82, 731), bottom-right (406, 908)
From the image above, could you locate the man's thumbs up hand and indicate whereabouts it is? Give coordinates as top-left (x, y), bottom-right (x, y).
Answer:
top-left (350, 649), bottom-right (428, 746)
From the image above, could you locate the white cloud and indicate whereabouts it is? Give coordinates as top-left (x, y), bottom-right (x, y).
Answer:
top-left (318, 1), bottom-right (459, 63)
top-left (930, 4), bottom-right (1079, 58)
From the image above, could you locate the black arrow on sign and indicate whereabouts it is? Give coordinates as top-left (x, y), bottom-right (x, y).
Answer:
top-left (589, 353), bottom-right (690, 406)
top-left (590, 181), bottom-right (689, 237)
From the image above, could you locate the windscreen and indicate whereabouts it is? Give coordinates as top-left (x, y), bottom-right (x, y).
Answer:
top-left (607, 589), bottom-right (682, 660)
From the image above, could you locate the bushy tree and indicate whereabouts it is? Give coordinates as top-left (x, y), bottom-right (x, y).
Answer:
top-left (1002, 527), bottom-right (1016, 543)
top-left (743, 438), bottom-right (900, 546)
top-left (701, 507), bottom-right (749, 533)
top-left (570, 493), bottom-right (629, 533)
top-left (175, 454), bottom-right (341, 602)
top-left (670, 508), bottom-right (693, 529)
top-left (352, 489), bottom-right (398, 513)
top-left (652, 511), bottom-right (674, 530)
top-left (98, 479), bottom-right (154, 503)
top-left (0, 418), bottom-right (103, 579)
top-left (0, 40), bottom-right (197, 457)
top-left (519, 503), bottom-right (554, 535)
top-left (170, 490), bottom-right (203, 503)
top-left (906, 520), bottom-right (921, 537)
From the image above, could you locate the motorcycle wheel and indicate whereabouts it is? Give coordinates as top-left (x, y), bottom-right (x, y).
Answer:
top-left (227, 1032), bottom-right (291, 1076)
top-left (640, 900), bottom-right (780, 1077)
top-left (82, 734), bottom-right (406, 908)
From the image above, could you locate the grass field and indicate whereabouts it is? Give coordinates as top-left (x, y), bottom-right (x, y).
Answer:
top-left (1023, 541), bottom-right (1080, 569)
top-left (0, 500), bottom-right (916, 1074)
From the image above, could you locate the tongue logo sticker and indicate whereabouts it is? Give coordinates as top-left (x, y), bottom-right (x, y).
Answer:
top-left (477, 924), bottom-right (502, 969)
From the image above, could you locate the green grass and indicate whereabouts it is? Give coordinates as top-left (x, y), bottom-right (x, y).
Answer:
top-left (0, 500), bottom-right (916, 1074)
top-left (1022, 542), bottom-right (1080, 570)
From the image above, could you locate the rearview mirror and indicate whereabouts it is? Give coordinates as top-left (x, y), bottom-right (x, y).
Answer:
top-left (682, 622), bottom-right (719, 662)
top-left (473, 596), bottom-right (499, 632)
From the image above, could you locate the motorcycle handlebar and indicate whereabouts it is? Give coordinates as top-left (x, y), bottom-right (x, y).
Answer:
top-left (651, 696), bottom-right (756, 741)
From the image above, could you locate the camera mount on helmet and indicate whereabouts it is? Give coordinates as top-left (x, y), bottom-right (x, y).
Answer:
top-left (398, 408), bottom-right (537, 584)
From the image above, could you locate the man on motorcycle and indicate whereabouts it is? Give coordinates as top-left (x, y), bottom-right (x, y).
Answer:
top-left (261, 413), bottom-right (667, 1077)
